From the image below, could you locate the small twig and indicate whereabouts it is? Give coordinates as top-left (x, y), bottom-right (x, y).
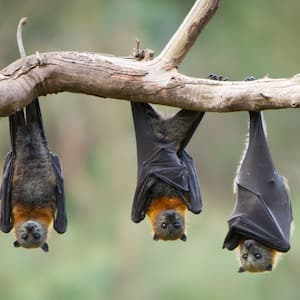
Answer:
top-left (132, 39), bottom-right (154, 61)
top-left (17, 17), bottom-right (28, 59)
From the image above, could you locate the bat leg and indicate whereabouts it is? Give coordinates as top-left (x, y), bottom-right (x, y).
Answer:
top-left (25, 98), bottom-right (47, 140)
top-left (0, 152), bottom-right (13, 233)
top-left (51, 153), bottom-right (67, 234)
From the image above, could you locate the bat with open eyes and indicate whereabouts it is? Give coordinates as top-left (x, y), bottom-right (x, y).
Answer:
top-left (223, 111), bottom-right (293, 273)
top-left (130, 102), bottom-right (204, 241)
top-left (0, 98), bottom-right (67, 252)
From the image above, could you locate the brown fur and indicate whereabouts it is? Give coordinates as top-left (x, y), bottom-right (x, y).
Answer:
top-left (147, 197), bottom-right (186, 224)
top-left (147, 196), bottom-right (187, 240)
top-left (12, 204), bottom-right (53, 233)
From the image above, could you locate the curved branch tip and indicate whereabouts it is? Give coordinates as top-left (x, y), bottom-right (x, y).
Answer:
top-left (16, 17), bottom-right (28, 59)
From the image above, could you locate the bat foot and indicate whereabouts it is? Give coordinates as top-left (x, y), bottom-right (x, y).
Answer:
top-left (208, 73), bottom-right (228, 81)
top-left (244, 76), bottom-right (256, 81)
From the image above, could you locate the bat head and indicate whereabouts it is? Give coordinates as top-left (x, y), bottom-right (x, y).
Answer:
top-left (152, 209), bottom-right (186, 241)
top-left (237, 239), bottom-right (278, 273)
top-left (14, 220), bottom-right (49, 251)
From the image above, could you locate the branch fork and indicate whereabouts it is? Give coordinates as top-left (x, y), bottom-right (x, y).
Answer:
top-left (0, 0), bottom-right (299, 116)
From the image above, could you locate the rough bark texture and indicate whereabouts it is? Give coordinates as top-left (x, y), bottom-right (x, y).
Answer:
top-left (0, 0), bottom-right (299, 116)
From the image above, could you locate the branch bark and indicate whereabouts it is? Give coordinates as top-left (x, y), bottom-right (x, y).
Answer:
top-left (0, 0), bottom-right (299, 117)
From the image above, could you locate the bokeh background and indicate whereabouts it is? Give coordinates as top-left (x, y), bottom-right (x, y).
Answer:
top-left (1, 0), bottom-right (300, 299)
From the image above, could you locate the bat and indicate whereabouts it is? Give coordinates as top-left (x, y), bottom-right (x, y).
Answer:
top-left (130, 102), bottom-right (204, 241)
top-left (223, 111), bottom-right (293, 272)
top-left (0, 98), bottom-right (67, 252)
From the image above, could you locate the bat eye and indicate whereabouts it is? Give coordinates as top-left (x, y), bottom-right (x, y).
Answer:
top-left (254, 253), bottom-right (262, 259)
top-left (33, 233), bottom-right (41, 240)
top-left (173, 222), bottom-right (181, 229)
top-left (161, 223), bottom-right (167, 229)
top-left (242, 253), bottom-right (248, 260)
top-left (21, 233), bottom-right (28, 240)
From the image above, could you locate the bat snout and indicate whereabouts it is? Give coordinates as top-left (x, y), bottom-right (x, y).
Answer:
top-left (25, 222), bottom-right (37, 231)
top-left (15, 220), bottom-right (48, 249)
top-left (244, 239), bottom-right (255, 250)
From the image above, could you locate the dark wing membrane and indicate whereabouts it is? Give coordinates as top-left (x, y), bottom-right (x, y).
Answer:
top-left (131, 102), bottom-right (203, 222)
top-left (223, 185), bottom-right (291, 252)
top-left (51, 153), bottom-right (67, 233)
top-left (0, 152), bottom-right (14, 232)
top-left (224, 111), bottom-right (292, 252)
top-left (131, 173), bottom-right (157, 223)
top-left (171, 110), bottom-right (205, 152)
top-left (181, 151), bottom-right (202, 214)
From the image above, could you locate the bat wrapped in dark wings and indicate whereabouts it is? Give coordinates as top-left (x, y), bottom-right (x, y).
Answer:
top-left (131, 102), bottom-right (204, 241)
top-left (223, 111), bottom-right (293, 272)
top-left (0, 98), bottom-right (67, 252)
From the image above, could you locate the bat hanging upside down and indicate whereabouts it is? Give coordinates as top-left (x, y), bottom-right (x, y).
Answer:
top-left (130, 102), bottom-right (205, 241)
top-left (0, 98), bottom-right (67, 252)
top-left (223, 110), bottom-right (293, 273)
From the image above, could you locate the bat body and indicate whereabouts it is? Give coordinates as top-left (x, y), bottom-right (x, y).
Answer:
top-left (0, 99), bottom-right (67, 252)
top-left (131, 102), bottom-right (204, 241)
top-left (223, 111), bottom-right (293, 272)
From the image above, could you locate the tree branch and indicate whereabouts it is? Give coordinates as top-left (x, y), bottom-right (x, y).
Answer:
top-left (157, 0), bottom-right (220, 70)
top-left (0, 0), bottom-right (299, 117)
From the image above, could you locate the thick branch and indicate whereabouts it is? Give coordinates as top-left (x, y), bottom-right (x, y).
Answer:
top-left (0, 52), bottom-right (300, 116)
top-left (0, 0), bottom-right (299, 116)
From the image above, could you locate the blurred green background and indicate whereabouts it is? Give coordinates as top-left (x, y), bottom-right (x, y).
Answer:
top-left (1, 0), bottom-right (300, 299)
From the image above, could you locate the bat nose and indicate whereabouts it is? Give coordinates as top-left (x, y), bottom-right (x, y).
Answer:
top-left (244, 240), bottom-right (253, 250)
top-left (25, 222), bottom-right (36, 231)
top-left (165, 211), bottom-right (176, 218)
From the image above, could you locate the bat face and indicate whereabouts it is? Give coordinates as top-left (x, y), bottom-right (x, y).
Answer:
top-left (152, 209), bottom-right (186, 241)
top-left (14, 220), bottom-right (48, 250)
top-left (237, 239), bottom-right (277, 273)
top-left (147, 196), bottom-right (187, 241)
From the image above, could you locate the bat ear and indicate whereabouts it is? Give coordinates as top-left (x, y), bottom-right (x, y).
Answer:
top-left (238, 267), bottom-right (246, 273)
top-left (13, 240), bottom-right (20, 248)
top-left (153, 234), bottom-right (159, 241)
top-left (265, 264), bottom-right (273, 272)
top-left (180, 234), bottom-right (187, 242)
top-left (41, 242), bottom-right (49, 252)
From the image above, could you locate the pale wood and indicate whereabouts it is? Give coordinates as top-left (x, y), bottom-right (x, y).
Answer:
top-left (0, 0), bottom-right (299, 116)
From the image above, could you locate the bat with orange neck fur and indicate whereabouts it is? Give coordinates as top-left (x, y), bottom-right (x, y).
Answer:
top-left (130, 102), bottom-right (204, 241)
top-left (0, 98), bottom-right (67, 252)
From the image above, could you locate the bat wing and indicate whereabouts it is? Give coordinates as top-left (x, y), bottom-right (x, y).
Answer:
top-left (223, 185), bottom-right (291, 252)
top-left (181, 150), bottom-right (202, 214)
top-left (224, 112), bottom-right (292, 252)
top-left (131, 102), bottom-right (202, 222)
top-left (51, 153), bottom-right (67, 234)
top-left (0, 151), bottom-right (14, 233)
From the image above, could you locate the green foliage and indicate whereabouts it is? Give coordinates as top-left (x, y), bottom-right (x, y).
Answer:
top-left (0, 0), bottom-right (300, 299)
